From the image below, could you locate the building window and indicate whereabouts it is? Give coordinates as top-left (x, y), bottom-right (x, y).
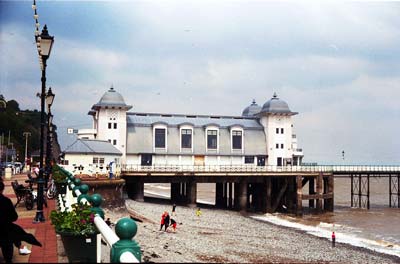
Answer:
top-left (281, 128), bottom-right (284, 134)
top-left (281, 144), bottom-right (284, 149)
top-left (276, 128), bottom-right (279, 134)
top-left (207, 130), bottom-right (218, 149)
top-left (99, 158), bottom-right (104, 164)
top-left (93, 157), bottom-right (99, 164)
top-left (244, 156), bottom-right (254, 164)
top-left (113, 139), bottom-right (117, 145)
top-left (232, 130), bottom-right (242, 149)
top-left (276, 143), bottom-right (279, 149)
top-left (114, 123), bottom-right (117, 129)
top-left (155, 128), bottom-right (166, 148)
top-left (181, 129), bottom-right (192, 148)
top-left (108, 123), bottom-right (112, 129)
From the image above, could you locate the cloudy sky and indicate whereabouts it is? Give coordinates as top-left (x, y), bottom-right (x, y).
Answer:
top-left (1, 0), bottom-right (399, 165)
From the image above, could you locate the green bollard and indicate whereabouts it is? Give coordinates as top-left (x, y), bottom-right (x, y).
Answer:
top-left (111, 218), bottom-right (141, 263)
top-left (77, 184), bottom-right (91, 204)
top-left (72, 178), bottom-right (81, 197)
top-left (90, 193), bottom-right (105, 219)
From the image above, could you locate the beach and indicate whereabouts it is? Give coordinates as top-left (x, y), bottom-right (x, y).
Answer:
top-left (101, 199), bottom-right (400, 263)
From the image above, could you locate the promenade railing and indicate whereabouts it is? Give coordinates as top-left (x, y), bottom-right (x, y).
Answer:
top-left (121, 164), bottom-right (400, 174)
top-left (55, 166), bottom-right (141, 263)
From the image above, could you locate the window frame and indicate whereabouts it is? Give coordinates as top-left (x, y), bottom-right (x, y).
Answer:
top-left (231, 129), bottom-right (243, 151)
top-left (153, 124), bottom-right (168, 151)
top-left (205, 127), bottom-right (219, 151)
top-left (181, 128), bottom-right (193, 149)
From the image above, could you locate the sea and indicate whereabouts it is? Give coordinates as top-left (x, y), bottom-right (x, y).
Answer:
top-left (143, 177), bottom-right (400, 258)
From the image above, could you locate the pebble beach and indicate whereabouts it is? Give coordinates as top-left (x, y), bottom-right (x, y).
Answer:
top-left (101, 200), bottom-right (400, 263)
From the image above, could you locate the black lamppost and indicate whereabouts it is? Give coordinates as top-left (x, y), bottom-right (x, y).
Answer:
top-left (34, 25), bottom-right (54, 223)
top-left (45, 87), bottom-right (55, 191)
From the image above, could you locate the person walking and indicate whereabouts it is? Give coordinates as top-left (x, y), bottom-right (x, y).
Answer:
top-left (0, 181), bottom-right (42, 262)
top-left (331, 231), bottom-right (336, 247)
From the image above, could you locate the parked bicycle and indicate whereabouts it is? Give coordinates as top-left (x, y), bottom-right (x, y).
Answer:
top-left (46, 178), bottom-right (56, 200)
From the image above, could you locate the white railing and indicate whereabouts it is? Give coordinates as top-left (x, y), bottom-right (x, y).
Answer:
top-left (58, 181), bottom-right (139, 263)
top-left (121, 164), bottom-right (400, 173)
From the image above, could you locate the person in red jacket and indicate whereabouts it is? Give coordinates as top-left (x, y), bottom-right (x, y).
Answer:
top-left (332, 231), bottom-right (336, 247)
top-left (159, 211), bottom-right (166, 231)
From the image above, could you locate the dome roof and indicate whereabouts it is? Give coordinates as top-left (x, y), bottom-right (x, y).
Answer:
top-left (242, 99), bottom-right (262, 116)
top-left (91, 87), bottom-right (132, 111)
top-left (260, 93), bottom-right (297, 115)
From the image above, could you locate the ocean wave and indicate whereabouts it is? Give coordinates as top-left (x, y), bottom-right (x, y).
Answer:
top-left (251, 214), bottom-right (400, 258)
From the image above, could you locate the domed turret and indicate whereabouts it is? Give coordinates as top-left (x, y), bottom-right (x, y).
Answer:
top-left (91, 87), bottom-right (132, 110)
top-left (260, 93), bottom-right (297, 115)
top-left (242, 99), bottom-right (262, 116)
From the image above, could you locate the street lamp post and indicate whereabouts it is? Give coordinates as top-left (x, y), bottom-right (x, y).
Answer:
top-left (34, 24), bottom-right (54, 223)
top-left (23, 132), bottom-right (31, 172)
top-left (45, 87), bottom-right (54, 191)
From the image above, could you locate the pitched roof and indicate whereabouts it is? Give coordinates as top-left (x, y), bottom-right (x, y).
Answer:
top-left (63, 139), bottom-right (122, 155)
top-left (127, 112), bottom-right (263, 129)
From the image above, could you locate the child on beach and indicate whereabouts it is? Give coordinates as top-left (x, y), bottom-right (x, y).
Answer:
top-left (170, 218), bottom-right (177, 232)
top-left (196, 207), bottom-right (202, 217)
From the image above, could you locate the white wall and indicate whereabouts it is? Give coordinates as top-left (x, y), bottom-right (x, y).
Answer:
top-left (62, 153), bottom-right (121, 176)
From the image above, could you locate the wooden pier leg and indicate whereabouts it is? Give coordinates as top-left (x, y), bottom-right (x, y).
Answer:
top-left (265, 177), bottom-right (272, 213)
top-left (398, 174), bottom-right (400, 208)
top-left (389, 174), bottom-right (392, 208)
top-left (316, 173), bottom-right (323, 212)
top-left (324, 175), bottom-right (334, 211)
top-left (234, 179), bottom-right (247, 212)
top-left (296, 175), bottom-right (303, 216)
top-left (367, 174), bottom-right (370, 210)
top-left (171, 183), bottom-right (180, 203)
top-left (309, 177), bottom-right (315, 208)
top-left (228, 182), bottom-right (233, 209)
top-left (223, 182), bottom-right (228, 208)
top-left (359, 174), bottom-right (362, 208)
top-left (129, 179), bottom-right (144, 202)
top-left (215, 182), bottom-right (224, 208)
top-left (186, 181), bottom-right (197, 208)
top-left (351, 174), bottom-right (354, 207)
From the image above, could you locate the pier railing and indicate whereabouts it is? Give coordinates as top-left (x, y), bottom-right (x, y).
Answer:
top-left (121, 164), bottom-right (400, 174)
top-left (54, 166), bottom-right (141, 263)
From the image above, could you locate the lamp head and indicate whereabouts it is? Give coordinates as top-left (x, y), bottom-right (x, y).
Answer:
top-left (38, 25), bottom-right (54, 58)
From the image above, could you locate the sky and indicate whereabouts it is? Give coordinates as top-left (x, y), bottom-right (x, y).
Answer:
top-left (0, 0), bottom-right (399, 165)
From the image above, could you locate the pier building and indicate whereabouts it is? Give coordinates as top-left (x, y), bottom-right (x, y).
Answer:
top-left (61, 87), bottom-right (335, 215)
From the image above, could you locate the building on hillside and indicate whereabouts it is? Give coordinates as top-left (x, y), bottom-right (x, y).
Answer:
top-left (60, 87), bottom-right (303, 175)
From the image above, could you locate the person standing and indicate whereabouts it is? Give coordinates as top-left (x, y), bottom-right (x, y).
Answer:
top-left (172, 203), bottom-right (177, 216)
top-left (0, 181), bottom-right (41, 262)
top-left (159, 211), bottom-right (166, 231)
top-left (164, 212), bottom-right (170, 231)
top-left (331, 231), bottom-right (336, 247)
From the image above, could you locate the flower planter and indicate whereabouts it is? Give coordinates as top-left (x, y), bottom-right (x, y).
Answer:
top-left (59, 231), bottom-right (97, 263)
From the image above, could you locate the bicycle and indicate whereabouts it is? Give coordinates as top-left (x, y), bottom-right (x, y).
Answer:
top-left (46, 178), bottom-right (57, 200)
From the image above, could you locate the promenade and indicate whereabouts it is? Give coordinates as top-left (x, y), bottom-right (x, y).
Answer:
top-left (0, 173), bottom-right (59, 263)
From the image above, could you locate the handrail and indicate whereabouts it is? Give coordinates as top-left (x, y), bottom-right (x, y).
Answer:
top-left (55, 166), bottom-right (141, 263)
top-left (121, 164), bottom-right (400, 173)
